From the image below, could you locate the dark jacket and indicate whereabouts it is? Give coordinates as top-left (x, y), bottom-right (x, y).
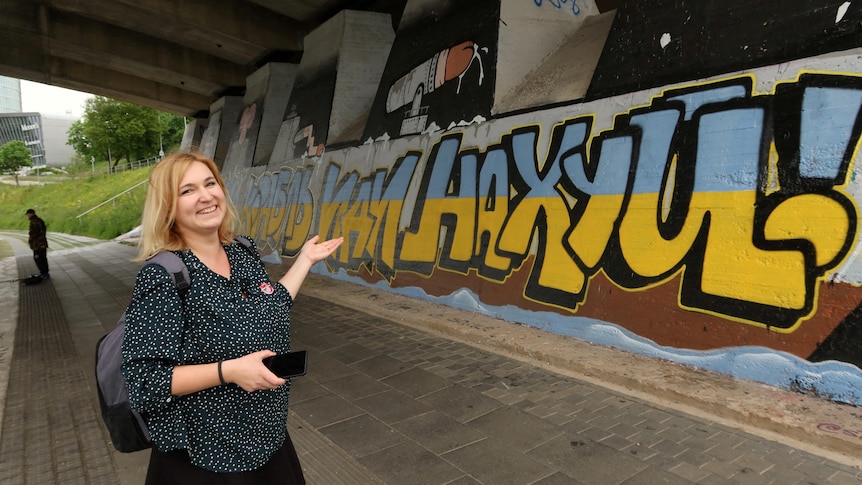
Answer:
top-left (28, 215), bottom-right (48, 250)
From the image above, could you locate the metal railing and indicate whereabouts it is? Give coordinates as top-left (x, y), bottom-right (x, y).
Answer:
top-left (75, 154), bottom-right (161, 220)
top-left (88, 155), bottom-right (161, 176)
top-left (76, 179), bottom-right (149, 220)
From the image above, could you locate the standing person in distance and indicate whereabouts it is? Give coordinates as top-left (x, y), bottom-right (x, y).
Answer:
top-left (25, 208), bottom-right (49, 279)
top-left (121, 151), bottom-right (343, 484)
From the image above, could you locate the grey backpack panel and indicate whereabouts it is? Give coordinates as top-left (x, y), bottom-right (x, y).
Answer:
top-left (95, 251), bottom-right (188, 452)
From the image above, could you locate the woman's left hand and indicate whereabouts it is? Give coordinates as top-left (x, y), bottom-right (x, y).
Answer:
top-left (299, 235), bottom-right (344, 264)
top-left (279, 235), bottom-right (345, 297)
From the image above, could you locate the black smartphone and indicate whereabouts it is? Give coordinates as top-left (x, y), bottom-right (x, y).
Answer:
top-left (263, 350), bottom-right (308, 378)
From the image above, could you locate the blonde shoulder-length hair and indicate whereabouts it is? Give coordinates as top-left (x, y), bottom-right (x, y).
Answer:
top-left (135, 152), bottom-right (238, 261)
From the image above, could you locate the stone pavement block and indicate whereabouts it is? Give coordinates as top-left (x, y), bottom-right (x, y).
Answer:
top-left (289, 376), bottom-right (331, 404)
top-left (670, 460), bottom-right (712, 482)
top-left (827, 469), bottom-right (862, 485)
top-left (324, 341), bottom-right (378, 365)
top-left (701, 457), bottom-right (745, 480)
top-left (534, 472), bottom-right (590, 484)
top-left (419, 384), bottom-right (503, 423)
top-left (318, 414), bottom-right (405, 459)
top-left (621, 442), bottom-right (660, 461)
top-left (56, 469), bottom-right (87, 484)
top-left (656, 425), bottom-right (695, 445)
top-left (595, 432), bottom-right (632, 451)
top-left (709, 429), bottom-right (748, 448)
top-left (442, 438), bottom-right (553, 485)
top-left (727, 468), bottom-right (772, 485)
top-left (650, 437), bottom-right (691, 458)
top-left (527, 434), bottom-right (649, 483)
top-left (354, 388), bottom-right (432, 424)
top-left (756, 463), bottom-right (810, 485)
top-left (571, 424), bottom-right (613, 442)
top-left (294, 327), bottom-right (351, 351)
top-left (358, 440), bottom-right (465, 485)
top-left (544, 411), bottom-right (576, 427)
top-left (319, 371), bottom-right (391, 401)
top-left (288, 412), bottom-right (384, 485)
top-left (791, 456), bottom-right (844, 481)
top-left (304, 352), bottom-right (359, 383)
top-left (393, 410), bottom-right (486, 454)
top-left (682, 426), bottom-right (719, 449)
top-left (381, 367), bottom-right (450, 398)
top-left (467, 406), bottom-right (564, 453)
top-left (607, 415), bottom-right (650, 439)
top-left (524, 402), bottom-right (555, 419)
top-left (443, 475), bottom-right (483, 485)
top-left (675, 446), bottom-right (712, 467)
top-left (731, 453), bottom-right (775, 475)
top-left (351, 353), bottom-right (412, 379)
top-left (290, 392), bottom-right (364, 428)
top-left (626, 466), bottom-right (696, 484)
top-left (827, 457), bottom-right (862, 476)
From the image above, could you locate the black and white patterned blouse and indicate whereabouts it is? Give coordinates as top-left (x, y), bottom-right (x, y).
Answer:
top-left (121, 237), bottom-right (294, 473)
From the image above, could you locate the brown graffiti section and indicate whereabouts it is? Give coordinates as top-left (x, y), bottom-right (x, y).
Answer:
top-left (238, 74), bottom-right (862, 331)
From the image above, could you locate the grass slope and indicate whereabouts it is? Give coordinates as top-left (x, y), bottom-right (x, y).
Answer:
top-left (0, 168), bottom-right (152, 240)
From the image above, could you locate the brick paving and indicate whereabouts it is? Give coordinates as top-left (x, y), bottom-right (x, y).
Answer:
top-left (0, 247), bottom-right (117, 484)
top-left (288, 297), bottom-right (862, 485)
top-left (0, 235), bottom-right (860, 484)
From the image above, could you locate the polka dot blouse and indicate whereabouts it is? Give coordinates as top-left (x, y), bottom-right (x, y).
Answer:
top-left (121, 237), bottom-right (294, 473)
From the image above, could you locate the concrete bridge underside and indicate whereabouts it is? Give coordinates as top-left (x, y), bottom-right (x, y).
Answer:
top-left (0, 0), bottom-right (409, 117)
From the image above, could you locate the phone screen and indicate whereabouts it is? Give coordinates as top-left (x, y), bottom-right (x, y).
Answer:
top-left (263, 350), bottom-right (308, 378)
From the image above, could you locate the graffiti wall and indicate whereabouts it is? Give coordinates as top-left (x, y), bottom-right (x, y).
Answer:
top-left (212, 0), bottom-right (862, 404)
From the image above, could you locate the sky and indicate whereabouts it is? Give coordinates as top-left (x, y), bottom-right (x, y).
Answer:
top-left (20, 80), bottom-right (93, 118)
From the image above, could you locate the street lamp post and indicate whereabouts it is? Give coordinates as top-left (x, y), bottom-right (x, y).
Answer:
top-left (158, 113), bottom-right (165, 159)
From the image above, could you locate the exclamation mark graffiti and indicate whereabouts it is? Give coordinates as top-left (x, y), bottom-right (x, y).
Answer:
top-left (798, 86), bottom-right (862, 180)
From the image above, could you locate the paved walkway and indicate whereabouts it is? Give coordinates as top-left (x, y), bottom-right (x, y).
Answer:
top-left (0, 231), bottom-right (861, 484)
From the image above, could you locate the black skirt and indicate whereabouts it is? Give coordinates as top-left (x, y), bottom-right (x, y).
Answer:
top-left (144, 433), bottom-right (305, 485)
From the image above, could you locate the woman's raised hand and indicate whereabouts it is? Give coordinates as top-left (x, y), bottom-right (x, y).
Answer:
top-left (299, 235), bottom-right (344, 264)
top-left (279, 235), bottom-right (345, 298)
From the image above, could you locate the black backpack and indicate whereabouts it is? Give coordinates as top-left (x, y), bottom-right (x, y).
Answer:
top-left (95, 236), bottom-right (253, 452)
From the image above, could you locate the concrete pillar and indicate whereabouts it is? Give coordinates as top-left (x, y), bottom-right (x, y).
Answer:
top-left (493, 1), bottom-right (611, 114)
top-left (199, 95), bottom-right (243, 169)
top-left (279, 10), bottom-right (394, 161)
top-left (179, 117), bottom-right (208, 153)
top-left (329, 11), bottom-right (395, 145)
top-left (221, 62), bottom-right (298, 173)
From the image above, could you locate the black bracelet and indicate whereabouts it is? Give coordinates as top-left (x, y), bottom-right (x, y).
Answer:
top-left (217, 360), bottom-right (227, 385)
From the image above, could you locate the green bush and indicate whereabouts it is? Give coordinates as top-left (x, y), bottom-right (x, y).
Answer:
top-left (0, 167), bottom-right (152, 239)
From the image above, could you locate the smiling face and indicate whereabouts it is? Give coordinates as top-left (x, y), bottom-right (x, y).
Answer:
top-left (173, 161), bottom-right (226, 239)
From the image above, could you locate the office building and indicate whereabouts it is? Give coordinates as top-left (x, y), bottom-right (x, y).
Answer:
top-left (0, 77), bottom-right (77, 167)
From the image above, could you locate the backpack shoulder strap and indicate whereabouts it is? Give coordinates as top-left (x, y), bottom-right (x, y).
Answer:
top-left (233, 235), bottom-right (259, 261)
top-left (234, 235), bottom-right (253, 251)
top-left (145, 251), bottom-right (190, 298)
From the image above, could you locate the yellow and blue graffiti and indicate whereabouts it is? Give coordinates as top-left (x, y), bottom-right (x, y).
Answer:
top-left (238, 73), bottom-right (862, 331)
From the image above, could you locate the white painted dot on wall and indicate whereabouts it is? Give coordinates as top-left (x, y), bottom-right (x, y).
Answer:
top-left (836, 2), bottom-right (851, 23)
top-left (660, 33), bottom-right (671, 49)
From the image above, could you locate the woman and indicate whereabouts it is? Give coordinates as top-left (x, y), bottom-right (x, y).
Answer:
top-left (121, 152), bottom-right (342, 484)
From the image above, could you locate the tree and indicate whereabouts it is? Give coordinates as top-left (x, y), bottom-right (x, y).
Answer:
top-left (0, 140), bottom-right (32, 186)
top-left (67, 97), bottom-right (185, 170)
top-left (67, 120), bottom-right (98, 163)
